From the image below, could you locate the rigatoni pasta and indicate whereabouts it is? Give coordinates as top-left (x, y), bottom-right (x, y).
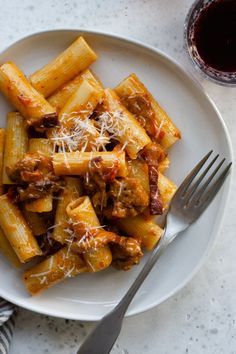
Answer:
top-left (0, 227), bottom-right (22, 267)
top-left (2, 112), bottom-right (28, 184)
top-left (0, 35), bottom-right (180, 294)
top-left (0, 62), bottom-right (57, 129)
top-left (52, 151), bottom-right (127, 176)
top-left (0, 194), bottom-right (42, 262)
top-left (52, 177), bottom-right (82, 244)
top-left (28, 138), bottom-right (53, 157)
top-left (158, 156), bottom-right (170, 173)
top-left (116, 215), bottom-right (163, 250)
top-left (66, 197), bottom-right (113, 272)
top-left (23, 246), bottom-right (88, 295)
top-left (30, 36), bottom-right (98, 97)
top-left (115, 73), bottom-right (181, 148)
top-left (59, 77), bottom-right (104, 122)
top-left (100, 88), bottom-right (151, 159)
top-left (0, 129), bottom-right (5, 194)
top-left (48, 76), bottom-right (104, 152)
top-left (66, 196), bottom-right (100, 235)
top-left (158, 173), bottom-right (177, 210)
top-left (25, 138), bottom-right (53, 213)
top-left (48, 69), bottom-right (103, 112)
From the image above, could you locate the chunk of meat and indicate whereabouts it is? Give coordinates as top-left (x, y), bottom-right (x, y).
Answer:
top-left (90, 177), bottom-right (149, 219)
top-left (71, 229), bottom-right (143, 271)
top-left (91, 156), bottom-right (119, 183)
top-left (110, 244), bottom-right (142, 271)
top-left (6, 153), bottom-right (64, 201)
top-left (29, 112), bottom-right (58, 130)
top-left (84, 158), bottom-right (149, 219)
top-left (107, 178), bottom-right (149, 218)
top-left (7, 153), bottom-right (51, 183)
top-left (142, 142), bottom-right (167, 164)
top-left (84, 156), bottom-right (120, 195)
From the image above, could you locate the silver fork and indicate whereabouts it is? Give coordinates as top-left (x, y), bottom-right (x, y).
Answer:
top-left (77, 151), bottom-right (232, 354)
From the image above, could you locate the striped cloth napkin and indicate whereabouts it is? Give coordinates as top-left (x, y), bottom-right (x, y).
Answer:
top-left (0, 299), bottom-right (15, 354)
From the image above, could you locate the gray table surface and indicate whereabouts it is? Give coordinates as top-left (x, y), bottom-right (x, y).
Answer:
top-left (0, 0), bottom-right (235, 353)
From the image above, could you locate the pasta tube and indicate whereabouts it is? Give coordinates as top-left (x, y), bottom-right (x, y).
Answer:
top-left (158, 156), bottom-right (170, 173)
top-left (0, 62), bottom-right (57, 128)
top-left (23, 246), bottom-right (87, 295)
top-left (116, 215), bottom-right (163, 250)
top-left (127, 159), bottom-right (149, 194)
top-left (52, 151), bottom-right (127, 177)
top-left (0, 194), bottom-right (42, 262)
top-left (48, 77), bottom-right (103, 152)
top-left (2, 112), bottom-right (28, 184)
top-left (28, 138), bottom-right (53, 157)
top-left (82, 246), bottom-right (113, 274)
top-left (48, 69), bottom-right (103, 112)
top-left (59, 77), bottom-right (104, 122)
top-left (30, 36), bottom-right (98, 97)
top-left (66, 197), bottom-right (112, 272)
top-left (0, 129), bottom-right (5, 194)
top-left (25, 138), bottom-right (53, 212)
top-left (101, 89), bottom-right (151, 159)
top-left (0, 227), bottom-right (21, 267)
top-left (158, 173), bottom-right (177, 209)
top-left (66, 196), bottom-right (100, 233)
top-left (115, 73), bottom-right (181, 148)
top-left (52, 177), bottom-right (82, 244)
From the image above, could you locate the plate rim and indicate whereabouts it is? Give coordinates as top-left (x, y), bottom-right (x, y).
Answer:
top-left (0, 28), bottom-right (233, 321)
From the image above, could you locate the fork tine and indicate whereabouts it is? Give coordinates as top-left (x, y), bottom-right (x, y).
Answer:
top-left (191, 158), bottom-right (226, 203)
top-left (195, 162), bottom-right (232, 210)
top-left (173, 150), bottom-right (213, 199)
top-left (185, 154), bottom-right (219, 203)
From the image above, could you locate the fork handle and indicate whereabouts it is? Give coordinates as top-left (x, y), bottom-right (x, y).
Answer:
top-left (77, 236), bottom-right (169, 354)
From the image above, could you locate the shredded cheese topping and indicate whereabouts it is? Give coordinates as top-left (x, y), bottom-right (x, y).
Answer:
top-left (50, 112), bottom-right (110, 153)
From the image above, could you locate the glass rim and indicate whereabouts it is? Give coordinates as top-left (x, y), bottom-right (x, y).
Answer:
top-left (184, 0), bottom-right (236, 87)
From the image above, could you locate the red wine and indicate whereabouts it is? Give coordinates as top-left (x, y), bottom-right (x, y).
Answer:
top-left (193, 0), bottom-right (236, 72)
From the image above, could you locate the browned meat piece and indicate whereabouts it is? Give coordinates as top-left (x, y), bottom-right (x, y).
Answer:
top-left (111, 244), bottom-right (142, 271)
top-left (7, 153), bottom-right (51, 183)
top-left (71, 229), bottom-right (141, 254)
top-left (142, 142), bottom-right (167, 164)
top-left (71, 229), bottom-right (143, 271)
top-left (90, 156), bottom-right (119, 184)
top-left (84, 158), bottom-right (149, 219)
top-left (84, 156), bottom-right (120, 195)
top-left (30, 112), bottom-right (58, 130)
top-left (91, 191), bottom-right (108, 213)
top-left (6, 153), bottom-right (64, 202)
top-left (107, 178), bottom-right (149, 218)
top-left (16, 181), bottom-right (57, 201)
top-left (90, 177), bottom-right (149, 219)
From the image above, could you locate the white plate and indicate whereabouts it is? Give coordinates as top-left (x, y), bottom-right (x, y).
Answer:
top-left (0, 30), bottom-right (233, 321)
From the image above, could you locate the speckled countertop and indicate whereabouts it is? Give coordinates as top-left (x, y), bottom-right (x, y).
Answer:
top-left (0, 0), bottom-right (235, 353)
